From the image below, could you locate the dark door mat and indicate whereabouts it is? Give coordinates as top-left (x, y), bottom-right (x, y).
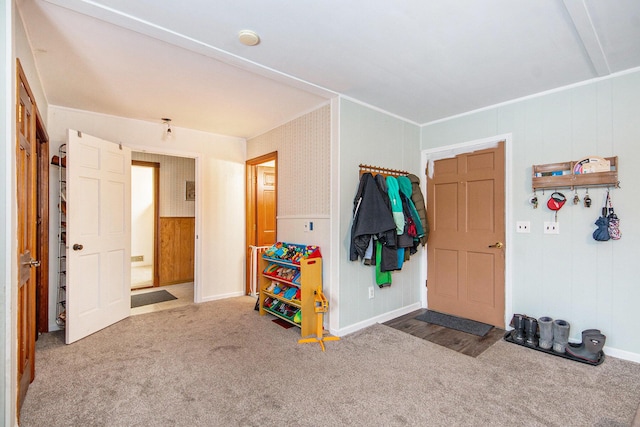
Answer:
top-left (415, 310), bottom-right (493, 337)
top-left (131, 290), bottom-right (177, 308)
top-left (272, 318), bottom-right (295, 329)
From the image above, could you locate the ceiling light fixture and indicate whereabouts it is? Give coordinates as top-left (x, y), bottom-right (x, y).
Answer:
top-left (162, 117), bottom-right (172, 139)
top-left (238, 30), bottom-right (260, 46)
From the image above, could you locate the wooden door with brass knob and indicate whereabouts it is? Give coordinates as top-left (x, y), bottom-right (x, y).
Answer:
top-left (426, 143), bottom-right (505, 328)
top-left (17, 67), bottom-right (37, 414)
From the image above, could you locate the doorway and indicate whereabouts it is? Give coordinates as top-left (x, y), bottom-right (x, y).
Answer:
top-left (245, 152), bottom-right (277, 295)
top-left (424, 138), bottom-right (509, 328)
top-left (131, 152), bottom-right (196, 290)
top-left (131, 161), bottom-right (159, 289)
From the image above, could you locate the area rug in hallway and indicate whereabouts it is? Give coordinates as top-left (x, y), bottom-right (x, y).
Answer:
top-left (131, 290), bottom-right (177, 308)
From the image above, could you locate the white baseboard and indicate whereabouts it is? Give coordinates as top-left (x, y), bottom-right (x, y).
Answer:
top-left (603, 346), bottom-right (640, 364)
top-left (330, 302), bottom-right (422, 337)
top-left (200, 291), bottom-right (245, 302)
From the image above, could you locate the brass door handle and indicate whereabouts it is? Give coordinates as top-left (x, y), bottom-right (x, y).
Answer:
top-left (488, 242), bottom-right (504, 248)
top-left (73, 244), bottom-right (84, 251)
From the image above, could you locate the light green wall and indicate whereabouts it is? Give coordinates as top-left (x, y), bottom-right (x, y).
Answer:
top-left (422, 70), bottom-right (640, 357)
top-left (338, 98), bottom-right (422, 330)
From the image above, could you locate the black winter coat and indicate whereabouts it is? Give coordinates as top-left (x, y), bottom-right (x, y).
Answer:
top-left (349, 173), bottom-right (397, 261)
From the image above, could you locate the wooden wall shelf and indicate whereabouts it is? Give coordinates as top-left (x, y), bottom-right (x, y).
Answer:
top-left (532, 156), bottom-right (619, 190)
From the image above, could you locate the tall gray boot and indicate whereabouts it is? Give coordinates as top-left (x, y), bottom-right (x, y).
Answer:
top-left (566, 330), bottom-right (606, 362)
top-left (537, 316), bottom-right (554, 350)
top-left (524, 316), bottom-right (538, 347)
top-left (552, 319), bottom-right (570, 353)
top-left (509, 314), bottom-right (526, 343)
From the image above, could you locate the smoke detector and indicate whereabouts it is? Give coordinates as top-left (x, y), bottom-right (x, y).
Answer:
top-left (238, 30), bottom-right (260, 46)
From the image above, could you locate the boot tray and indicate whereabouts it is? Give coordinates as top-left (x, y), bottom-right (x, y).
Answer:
top-left (503, 331), bottom-right (605, 366)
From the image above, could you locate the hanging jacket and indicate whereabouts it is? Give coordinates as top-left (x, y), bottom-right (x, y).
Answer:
top-left (385, 176), bottom-right (404, 235)
top-left (408, 173), bottom-right (429, 245)
top-left (373, 173), bottom-right (399, 272)
top-left (397, 176), bottom-right (424, 240)
top-left (349, 173), bottom-right (397, 261)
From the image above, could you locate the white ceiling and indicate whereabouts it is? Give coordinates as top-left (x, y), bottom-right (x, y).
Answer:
top-left (16, 0), bottom-right (640, 139)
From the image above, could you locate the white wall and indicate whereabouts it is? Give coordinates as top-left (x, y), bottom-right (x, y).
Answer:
top-left (337, 98), bottom-right (423, 334)
top-left (246, 104), bottom-right (334, 322)
top-left (46, 106), bottom-right (247, 330)
top-left (132, 152), bottom-right (196, 217)
top-left (2, 1), bottom-right (12, 423)
top-left (131, 165), bottom-right (154, 267)
top-left (421, 69), bottom-right (640, 360)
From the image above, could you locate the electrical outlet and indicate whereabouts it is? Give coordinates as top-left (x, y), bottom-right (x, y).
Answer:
top-left (544, 221), bottom-right (560, 234)
top-left (516, 221), bottom-right (530, 233)
top-left (368, 286), bottom-right (375, 299)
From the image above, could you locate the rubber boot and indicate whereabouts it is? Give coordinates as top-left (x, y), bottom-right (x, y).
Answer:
top-left (552, 319), bottom-right (570, 353)
top-left (537, 316), bottom-right (554, 350)
top-left (509, 314), bottom-right (526, 343)
top-left (524, 316), bottom-right (538, 347)
top-left (566, 330), bottom-right (606, 362)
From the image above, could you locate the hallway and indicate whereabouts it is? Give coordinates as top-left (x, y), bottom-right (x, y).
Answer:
top-left (130, 282), bottom-right (194, 316)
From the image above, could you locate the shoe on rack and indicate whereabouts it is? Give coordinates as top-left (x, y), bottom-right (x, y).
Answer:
top-left (566, 330), bottom-right (605, 362)
top-left (51, 155), bottom-right (67, 168)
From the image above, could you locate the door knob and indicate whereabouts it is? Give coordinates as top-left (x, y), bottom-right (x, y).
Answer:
top-left (73, 244), bottom-right (84, 251)
top-left (488, 242), bottom-right (504, 248)
top-left (23, 258), bottom-right (40, 267)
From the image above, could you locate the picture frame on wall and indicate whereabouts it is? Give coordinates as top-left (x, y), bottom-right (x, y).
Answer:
top-left (185, 180), bottom-right (195, 201)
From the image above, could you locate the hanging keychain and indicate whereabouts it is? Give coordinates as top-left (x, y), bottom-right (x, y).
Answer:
top-left (583, 188), bottom-right (592, 208)
top-left (529, 190), bottom-right (538, 209)
top-left (573, 188), bottom-right (580, 205)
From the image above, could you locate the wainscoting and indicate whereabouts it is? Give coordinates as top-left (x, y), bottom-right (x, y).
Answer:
top-left (159, 217), bottom-right (195, 286)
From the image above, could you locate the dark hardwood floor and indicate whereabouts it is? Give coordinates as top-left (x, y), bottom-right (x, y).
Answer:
top-left (383, 309), bottom-right (505, 357)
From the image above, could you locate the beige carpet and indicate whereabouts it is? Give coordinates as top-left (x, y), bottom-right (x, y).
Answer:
top-left (21, 296), bottom-right (640, 426)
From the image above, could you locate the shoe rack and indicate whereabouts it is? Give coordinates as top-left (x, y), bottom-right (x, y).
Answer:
top-left (503, 331), bottom-right (605, 366)
top-left (258, 243), bottom-right (322, 338)
top-left (52, 144), bottom-right (67, 327)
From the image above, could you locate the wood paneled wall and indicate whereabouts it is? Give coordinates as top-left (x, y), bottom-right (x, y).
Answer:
top-left (159, 217), bottom-right (194, 286)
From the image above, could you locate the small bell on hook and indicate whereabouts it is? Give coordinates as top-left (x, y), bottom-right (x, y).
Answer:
top-left (583, 188), bottom-right (592, 208)
top-left (573, 189), bottom-right (580, 205)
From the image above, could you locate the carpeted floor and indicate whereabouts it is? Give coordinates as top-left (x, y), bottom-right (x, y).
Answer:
top-left (21, 296), bottom-right (640, 426)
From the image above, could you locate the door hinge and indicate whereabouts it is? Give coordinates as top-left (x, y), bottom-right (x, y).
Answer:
top-left (425, 279), bottom-right (428, 288)
top-left (77, 130), bottom-right (82, 138)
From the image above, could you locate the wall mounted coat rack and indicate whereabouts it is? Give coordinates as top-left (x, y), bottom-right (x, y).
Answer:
top-left (359, 164), bottom-right (409, 178)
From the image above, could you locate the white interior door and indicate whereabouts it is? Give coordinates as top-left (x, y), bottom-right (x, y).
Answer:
top-left (66, 129), bottom-right (131, 344)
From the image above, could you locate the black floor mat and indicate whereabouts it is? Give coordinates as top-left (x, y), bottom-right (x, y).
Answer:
top-left (131, 290), bottom-right (177, 308)
top-left (415, 310), bottom-right (493, 336)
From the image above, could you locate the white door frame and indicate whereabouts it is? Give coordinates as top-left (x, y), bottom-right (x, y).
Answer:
top-left (126, 144), bottom-right (201, 303)
top-left (420, 133), bottom-right (513, 327)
